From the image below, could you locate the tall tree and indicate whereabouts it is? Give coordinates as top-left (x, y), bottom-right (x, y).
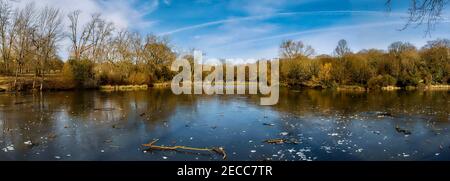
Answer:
top-left (424, 38), bottom-right (450, 48)
top-left (68, 12), bottom-right (114, 63)
top-left (334, 39), bottom-right (351, 57)
top-left (0, 0), bottom-right (12, 74)
top-left (68, 10), bottom-right (87, 61)
top-left (142, 35), bottom-right (176, 81)
top-left (12, 3), bottom-right (37, 89)
top-left (89, 14), bottom-right (114, 63)
top-left (130, 32), bottom-right (144, 65)
top-left (33, 6), bottom-right (63, 90)
top-left (388, 41), bottom-right (417, 56)
top-left (280, 40), bottom-right (315, 59)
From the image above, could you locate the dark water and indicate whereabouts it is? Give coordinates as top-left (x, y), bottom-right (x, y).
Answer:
top-left (0, 88), bottom-right (449, 161)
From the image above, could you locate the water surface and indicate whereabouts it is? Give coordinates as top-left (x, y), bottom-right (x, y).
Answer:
top-left (0, 88), bottom-right (449, 161)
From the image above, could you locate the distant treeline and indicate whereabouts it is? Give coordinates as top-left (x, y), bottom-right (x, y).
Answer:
top-left (279, 39), bottom-right (450, 89)
top-left (0, 0), bottom-right (449, 91)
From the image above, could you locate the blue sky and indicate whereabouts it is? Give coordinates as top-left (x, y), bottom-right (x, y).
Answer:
top-left (11, 0), bottom-right (450, 59)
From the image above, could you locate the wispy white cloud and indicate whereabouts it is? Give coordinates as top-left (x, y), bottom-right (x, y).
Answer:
top-left (228, 0), bottom-right (311, 15)
top-left (206, 20), bottom-right (450, 59)
top-left (219, 21), bottom-right (407, 47)
top-left (159, 10), bottom-right (407, 36)
top-left (162, 0), bottom-right (171, 5)
top-left (193, 21), bottom-right (277, 47)
top-left (159, 15), bottom-right (267, 36)
top-left (302, 22), bottom-right (450, 55)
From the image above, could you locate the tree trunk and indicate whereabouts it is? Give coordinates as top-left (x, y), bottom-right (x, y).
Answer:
top-left (40, 71), bottom-right (44, 91)
top-left (32, 72), bottom-right (36, 90)
top-left (13, 66), bottom-right (19, 91)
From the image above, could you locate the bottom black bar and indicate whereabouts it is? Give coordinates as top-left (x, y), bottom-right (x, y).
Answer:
top-left (0, 161), bottom-right (448, 179)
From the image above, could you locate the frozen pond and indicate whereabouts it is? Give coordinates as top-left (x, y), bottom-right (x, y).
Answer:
top-left (0, 88), bottom-right (449, 161)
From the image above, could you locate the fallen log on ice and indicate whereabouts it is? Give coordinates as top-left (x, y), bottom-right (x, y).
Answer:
top-left (142, 139), bottom-right (227, 160)
top-left (264, 138), bottom-right (300, 145)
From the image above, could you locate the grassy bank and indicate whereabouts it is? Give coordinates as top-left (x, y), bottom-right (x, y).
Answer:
top-left (335, 85), bottom-right (450, 92)
top-left (0, 76), bottom-right (150, 92)
top-left (100, 85), bottom-right (148, 91)
top-left (1, 76), bottom-right (449, 92)
top-left (0, 75), bottom-right (75, 92)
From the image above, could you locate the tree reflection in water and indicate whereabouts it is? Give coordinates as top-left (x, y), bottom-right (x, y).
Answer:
top-left (0, 88), bottom-right (449, 160)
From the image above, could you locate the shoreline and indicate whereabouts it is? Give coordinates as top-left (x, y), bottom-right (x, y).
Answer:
top-left (1, 76), bottom-right (449, 92)
top-left (1, 84), bottom-right (450, 93)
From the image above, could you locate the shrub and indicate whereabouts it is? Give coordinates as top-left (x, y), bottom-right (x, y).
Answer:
top-left (127, 72), bottom-right (149, 85)
top-left (68, 59), bottom-right (97, 88)
top-left (61, 62), bottom-right (75, 84)
top-left (368, 75), bottom-right (397, 89)
top-left (318, 63), bottom-right (333, 88)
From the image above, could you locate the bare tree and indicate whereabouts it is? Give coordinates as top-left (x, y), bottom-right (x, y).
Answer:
top-left (279, 40), bottom-right (315, 59)
top-left (68, 10), bottom-right (92, 61)
top-left (68, 12), bottom-right (114, 63)
top-left (334, 39), bottom-right (351, 57)
top-left (12, 3), bottom-right (37, 89)
top-left (130, 32), bottom-right (143, 65)
top-left (142, 35), bottom-right (176, 81)
top-left (388, 41), bottom-right (417, 56)
top-left (89, 14), bottom-right (114, 63)
top-left (0, 0), bottom-right (12, 74)
top-left (114, 29), bottom-right (133, 62)
top-left (386, 0), bottom-right (449, 35)
top-left (144, 35), bottom-right (174, 65)
top-left (33, 6), bottom-right (63, 90)
top-left (424, 38), bottom-right (450, 48)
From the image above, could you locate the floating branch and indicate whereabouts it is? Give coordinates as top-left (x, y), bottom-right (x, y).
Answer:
top-left (395, 125), bottom-right (412, 135)
top-left (264, 138), bottom-right (300, 145)
top-left (142, 139), bottom-right (227, 160)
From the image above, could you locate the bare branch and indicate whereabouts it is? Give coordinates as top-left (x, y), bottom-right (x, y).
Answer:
top-left (387, 0), bottom-right (449, 35)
